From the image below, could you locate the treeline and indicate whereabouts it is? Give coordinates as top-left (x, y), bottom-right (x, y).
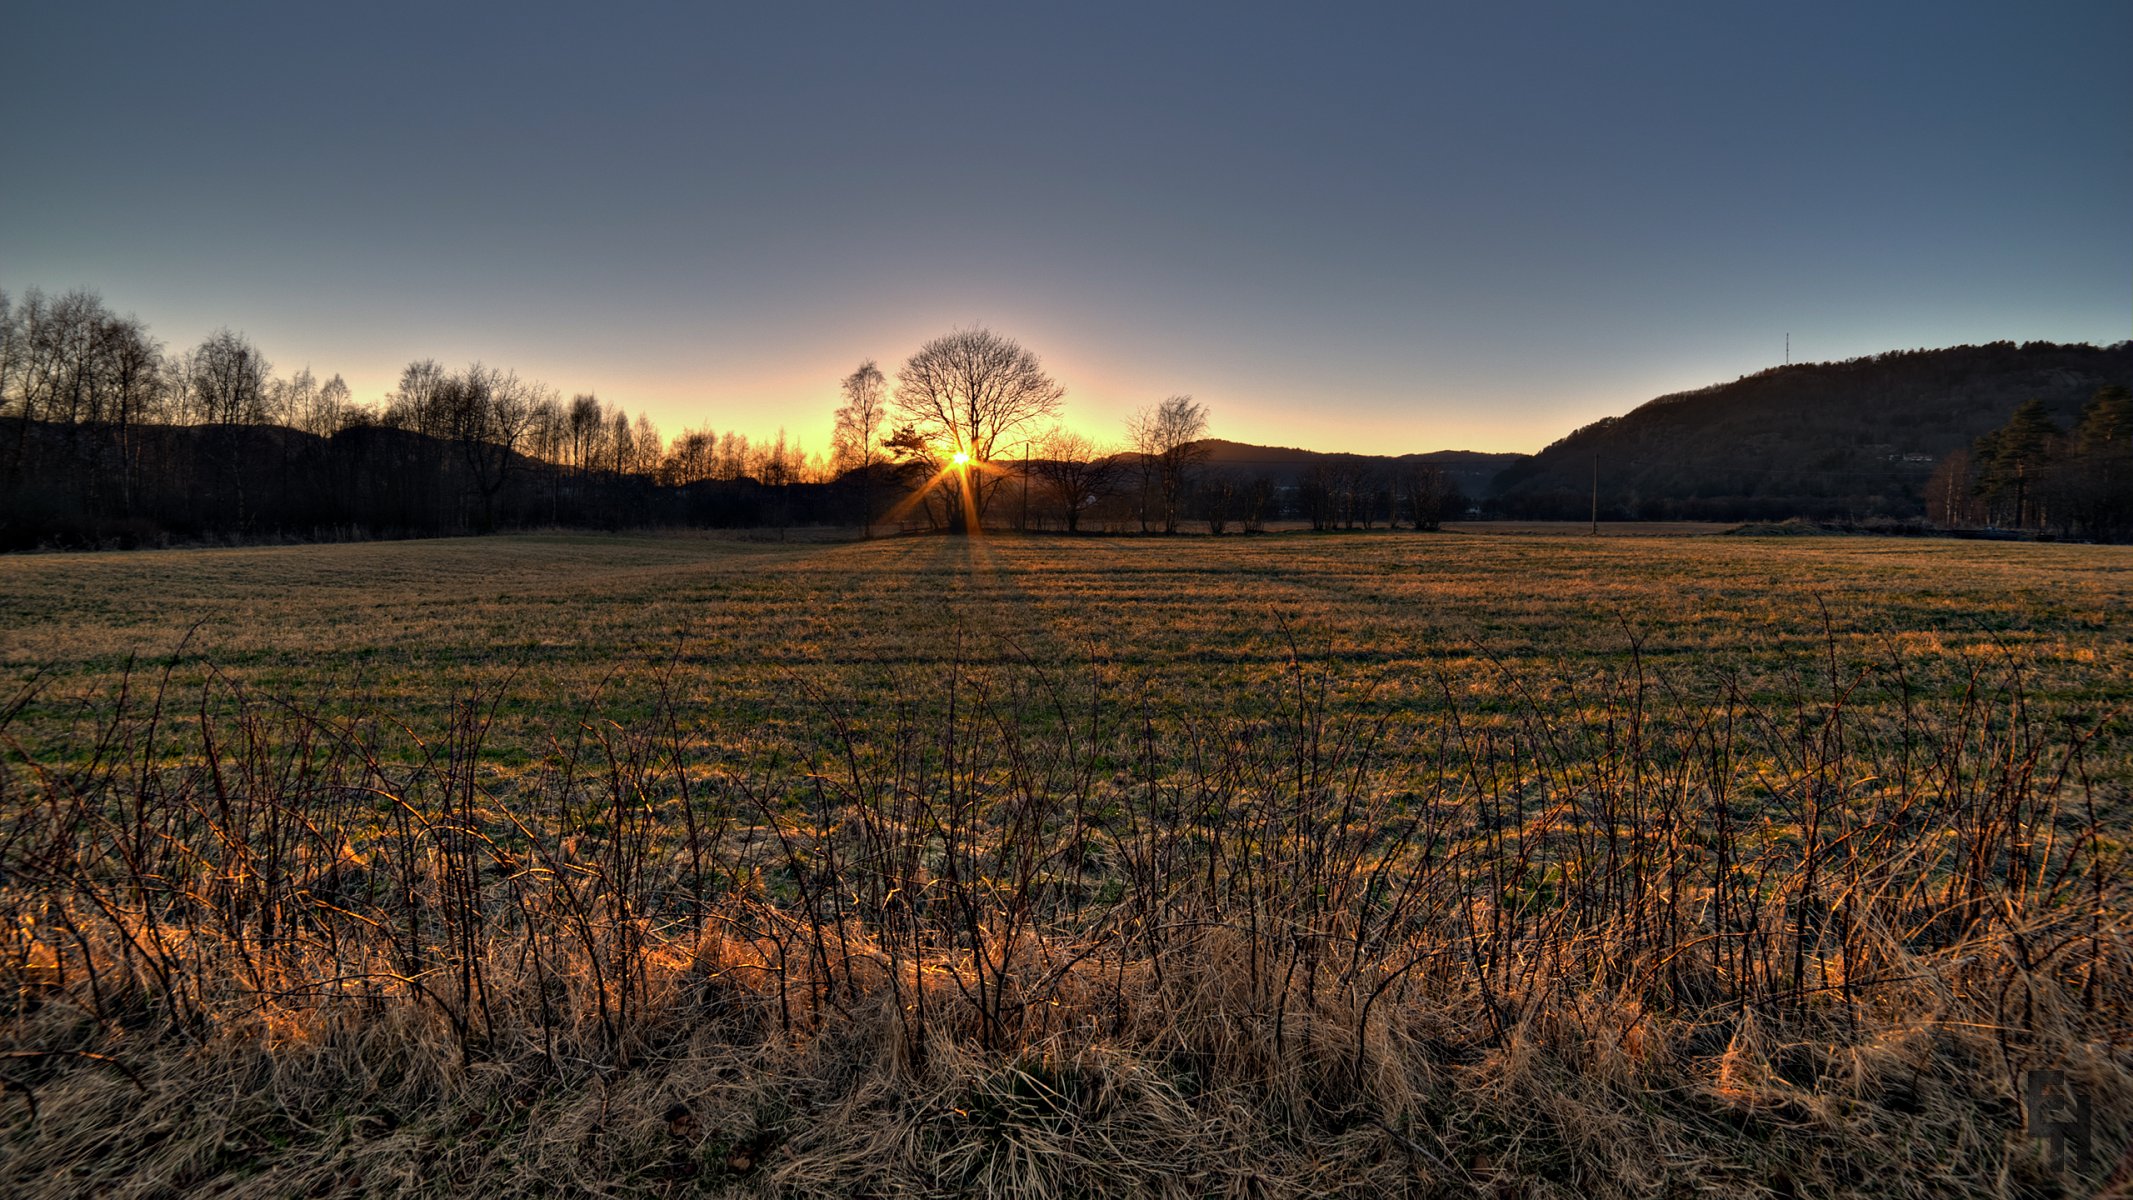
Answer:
top-left (1488, 340), bottom-right (2133, 528)
top-left (0, 288), bottom-right (856, 549)
top-left (1003, 452), bottom-right (1465, 535)
top-left (879, 391), bottom-right (1466, 536)
top-left (1926, 386), bottom-right (2133, 540)
top-left (1, 289), bottom-right (1475, 548)
top-left (55, 283), bottom-right (2131, 546)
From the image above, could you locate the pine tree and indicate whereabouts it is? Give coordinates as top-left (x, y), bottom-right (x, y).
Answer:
top-left (1971, 399), bottom-right (2062, 529)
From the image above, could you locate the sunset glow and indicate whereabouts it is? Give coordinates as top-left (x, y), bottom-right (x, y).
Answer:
top-left (1, 5), bottom-right (2129, 1196)
top-left (3, 5), bottom-right (2121, 459)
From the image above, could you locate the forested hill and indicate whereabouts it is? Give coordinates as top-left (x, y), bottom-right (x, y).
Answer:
top-left (1196, 439), bottom-right (1525, 498)
top-left (1489, 341), bottom-right (2133, 521)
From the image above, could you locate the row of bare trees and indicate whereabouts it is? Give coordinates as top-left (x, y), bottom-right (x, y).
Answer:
top-left (822, 327), bottom-right (1222, 535)
top-left (813, 328), bottom-right (1195, 535)
top-left (0, 287), bottom-right (858, 546)
top-left (1296, 457), bottom-right (1460, 531)
top-left (825, 328), bottom-right (1471, 535)
top-left (3, 287), bottom-right (1467, 544)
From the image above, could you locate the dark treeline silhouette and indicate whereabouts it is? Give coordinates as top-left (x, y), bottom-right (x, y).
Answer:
top-left (1001, 452), bottom-right (1463, 535)
top-left (1290, 456), bottom-right (1468, 531)
top-left (1488, 340), bottom-right (2133, 528)
top-left (1, 416), bottom-right (854, 549)
top-left (0, 288), bottom-right (854, 549)
top-left (990, 451), bottom-right (1474, 535)
top-left (18, 285), bottom-right (2123, 547)
top-left (1, 292), bottom-right (1490, 548)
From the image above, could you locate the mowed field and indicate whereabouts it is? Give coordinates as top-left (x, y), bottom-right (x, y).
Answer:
top-left (4, 528), bottom-right (2129, 759)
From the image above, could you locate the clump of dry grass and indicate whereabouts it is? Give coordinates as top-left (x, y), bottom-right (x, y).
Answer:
top-left (0, 636), bottom-right (2125, 1197)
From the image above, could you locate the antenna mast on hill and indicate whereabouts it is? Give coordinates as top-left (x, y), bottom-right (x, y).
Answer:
top-left (1786, 332), bottom-right (1790, 365)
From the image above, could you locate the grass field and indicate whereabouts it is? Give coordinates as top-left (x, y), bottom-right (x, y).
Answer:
top-left (6, 528), bottom-right (2128, 739)
top-left (2, 529), bottom-right (2128, 1197)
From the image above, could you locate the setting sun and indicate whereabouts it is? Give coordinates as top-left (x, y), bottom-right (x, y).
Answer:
top-left (952, 451), bottom-right (970, 466)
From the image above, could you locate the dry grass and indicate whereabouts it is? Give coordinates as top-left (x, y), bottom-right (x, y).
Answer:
top-left (1, 529), bottom-right (2129, 1196)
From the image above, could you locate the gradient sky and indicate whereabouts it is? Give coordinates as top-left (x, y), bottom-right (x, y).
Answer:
top-left (5, 1), bottom-right (2128, 456)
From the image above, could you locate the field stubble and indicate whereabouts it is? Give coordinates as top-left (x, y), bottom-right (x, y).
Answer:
top-left (0, 530), bottom-right (2129, 1197)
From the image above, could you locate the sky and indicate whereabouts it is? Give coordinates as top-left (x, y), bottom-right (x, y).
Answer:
top-left (4, 1), bottom-right (2128, 456)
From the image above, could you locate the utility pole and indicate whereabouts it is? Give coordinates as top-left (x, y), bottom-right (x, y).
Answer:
top-left (1785, 332), bottom-right (1790, 365)
top-left (1021, 441), bottom-right (1030, 532)
top-left (1590, 455), bottom-right (1598, 536)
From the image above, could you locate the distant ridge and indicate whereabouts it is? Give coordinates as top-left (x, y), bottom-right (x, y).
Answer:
top-left (1489, 341), bottom-right (2133, 521)
top-left (1192, 439), bottom-right (1525, 498)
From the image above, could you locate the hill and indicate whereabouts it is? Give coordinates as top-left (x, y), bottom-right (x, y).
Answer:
top-left (1195, 438), bottom-right (1526, 499)
top-left (1489, 340), bottom-right (2133, 521)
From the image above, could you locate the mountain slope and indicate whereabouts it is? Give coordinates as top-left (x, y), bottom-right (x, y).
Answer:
top-left (1489, 341), bottom-right (2133, 521)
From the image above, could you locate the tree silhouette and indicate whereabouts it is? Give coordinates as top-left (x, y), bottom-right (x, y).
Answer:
top-left (1127, 395), bottom-right (1208, 533)
top-left (893, 327), bottom-right (1063, 534)
top-left (1397, 462), bottom-right (1452, 530)
top-left (832, 359), bottom-right (888, 536)
top-left (1031, 428), bottom-right (1118, 533)
top-left (444, 365), bottom-right (544, 531)
top-left (1972, 399), bottom-right (2061, 528)
top-left (2064, 385), bottom-right (2133, 539)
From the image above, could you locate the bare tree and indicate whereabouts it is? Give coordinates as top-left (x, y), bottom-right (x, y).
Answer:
top-left (100, 314), bottom-right (163, 519)
top-left (662, 424), bottom-right (717, 486)
top-left (11, 291), bottom-right (100, 428)
top-left (715, 431), bottom-right (750, 481)
top-left (631, 412), bottom-right (662, 476)
top-left (188, 329), bottom-right (271, 425)
top-left (567, 393), bottom-right (604, 477)
top-left (1127, 395), bottom-right (1209, 533)
top-left (1298, 462), bottom-right (1334, 530)
top-left (1397, 462), bottom-right (1452, 530)
top-left (303, 373), bottom-right (353, 436)
top-left (894, 327), bottom-right (1065, 533)
top-left (1329, 457), bottom-right (1375, 529)
top-left (526, 389), bottom-right (568, 521)
top-left (754, 427), bottom-right (800, 538)
top-left (385, 359), bottom-right (450, 437)
top-left (833, 358), bottom-right (888, 536)
top-left (182, 328), bottom-right (273, 525)
top-left (1241, 474), bottom-right (1276, 532)
top-left (608, 408), bottom-right (632, 476)
top-left (274, 368), bottom-right (319, 434)
top-left (1197, 468), bottom-right (1240, 534)
top-left (1031, 427), bottom-right (1119, 533)
top-left (444, 363), bottom-right (542, 530)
